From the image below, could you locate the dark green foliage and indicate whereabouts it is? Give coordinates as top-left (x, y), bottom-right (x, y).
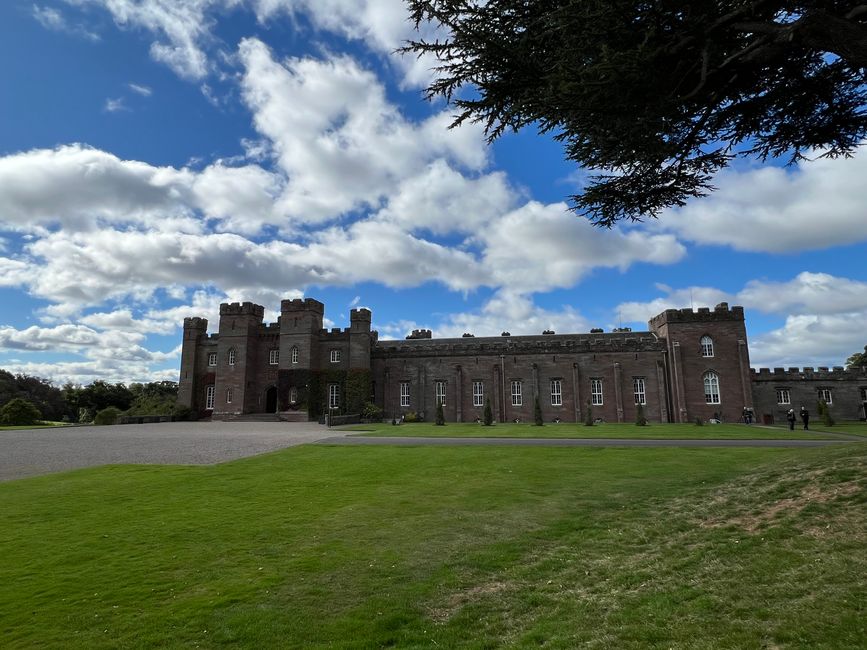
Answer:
top-left (171, 404), bottom-right (193, 421)
top-left (0, 398), bottom-right (42, 426)
top-left (93, 406), bottom-right (122, 426)
top-left (845, 345), bottom-right (867, 369)
top-left (635, 403), bottom-right (647, 426)
top-left (483, 397), bottom-right (493, 426)
top-left (405, 1), bottom-right (867, 225)
top-left (695, 417), bottom-right (705, 426)
top-left (0, 370), bottom-right (68, 421)
top-left (75, 380), bottom-right (134, 414)
top-left (533, 396), bottom-right (543, 426)
top-left (403, 410), bottom-right (420, 423)
top-left (435, 403), bottom-right (445, 426)
top-left (584, 401), bottom-right (593, 426)
top-left (361, 401), bottom-right (383, 420)
top-left (126, 381), bottom-right (179, 416)
top-left (345, 369), bottom-right (372, 415)
top-left (818, 399), bottom-right (835, 427)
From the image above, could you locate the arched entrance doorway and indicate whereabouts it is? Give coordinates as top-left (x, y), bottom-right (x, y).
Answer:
top-left (265, 386), bottom-right (278, 413)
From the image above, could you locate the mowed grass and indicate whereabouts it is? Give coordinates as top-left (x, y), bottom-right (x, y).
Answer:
top-left (1, 443), bottom-right (865, 649)
top-left (345, 421), bottom-right (834, 439)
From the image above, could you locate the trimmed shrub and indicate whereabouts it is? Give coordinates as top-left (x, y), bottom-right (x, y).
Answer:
top-left (483, 398), bottom-right (493, 426)
top-left (171, 404), bottom-right (193, 421)
top-left (361, 401), bottom-right (383, 420)
top-left (94, 406), bottom-right (122, 426)
top-left (533, 396), bottom-right (543, 426)
top-left (403, 410), bottom-right (419, 423)
top-left (635, 403), bottom-right (647, 426)
top-left (694, 416), bottom-right (704, 426)
top-left (0, 398), bottom-right (42, 426)
top-left (435, 403), bottom-right (445, 426)
top-left (818, 399), bottom-right (835, 427)
top-left (584, 401), bottom-right (593, 426)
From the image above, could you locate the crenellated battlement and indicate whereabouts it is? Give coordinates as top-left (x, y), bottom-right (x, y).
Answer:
top-left (406, 329), bottom-right (432, 339)
top-left (220, 302), bottom-right (264, 317)
top-left (649, 302), bottom-right (745, 329)
top-left (281, 298), bottom-right (325, 314)
top-left (750, 366), bottom-right (866, 380)
top-left (183, 316), bottom-right (208, 330)
top-left (350, 308), bottom-right (371, 320)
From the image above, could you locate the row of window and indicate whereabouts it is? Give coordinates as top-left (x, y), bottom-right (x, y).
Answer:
top-left (207, 347), bottom-right (340, 367)
top-left (397, 377), bottom-right (649, 408)
top-left (775, 388), bottom-right (836, 405)
top-left (204, 384), bottom-right (339, 410)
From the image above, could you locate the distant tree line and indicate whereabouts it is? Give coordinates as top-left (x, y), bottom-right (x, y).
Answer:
top-left (0, 369), bottom-right (180, 426)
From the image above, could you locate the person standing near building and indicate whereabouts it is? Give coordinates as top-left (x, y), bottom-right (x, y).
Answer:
top-left (787, 408), bottom-right (796, 431)
top-left (800, 406), bottom-right (809, 430)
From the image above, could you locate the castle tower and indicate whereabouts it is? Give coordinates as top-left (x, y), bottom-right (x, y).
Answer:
top-left (213, 302), bottom-right (265, 416)
top-left (279, 298), bottom-right (325, 370)
top-left (348, 308), bottom-right (373, 369)
top-left (177, 316), bottom-right (208, 412)
top-left (649, 303), bottom-right (752, 423)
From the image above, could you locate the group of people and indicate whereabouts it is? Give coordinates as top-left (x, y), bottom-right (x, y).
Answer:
top-left (786, 407), bottom-right (810, 430)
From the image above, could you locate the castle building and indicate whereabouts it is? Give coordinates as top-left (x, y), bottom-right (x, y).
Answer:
top-left (177, 298), bottom-right (867, 424)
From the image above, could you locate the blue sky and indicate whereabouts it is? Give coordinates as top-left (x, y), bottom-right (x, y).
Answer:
top-left (1, 0), bottom-right (865, 385)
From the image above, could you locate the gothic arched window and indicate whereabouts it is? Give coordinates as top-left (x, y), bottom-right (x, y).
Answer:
top-left (703, 372), bottom-right (721, 404)
top-left (700, 335), bottom-right (714, 357)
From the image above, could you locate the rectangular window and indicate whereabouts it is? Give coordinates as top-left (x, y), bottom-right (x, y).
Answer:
top-left (205, 385), bottom-right (215, 410)
top-left (330, 349), bottom-right (341, 363)
top-left (207, 352), bottom-right (217, 367)
top-left (550, 379), bottom-right (562, 406)
top-left (776, 389), bottom-right (791, 405)
top-left (328, 384), bottom-right (340, 409)
top-left (861, 388), bottom-right (867, 402)
top-left (473, 381), bottom-right (484, 407)
top-left (818, 389), bottom-right (832, 404)
top-left (399, 382), bottom-right (410, 407)
top-left (591, 378), bottom-right (603, 406)
top-left (226, 387), bottom-right (233, 404)
top-left (435, 381), bottom-right (446, 406)
top-left (633, 377), bottom-right (646, 405)
top-left (511, 380), bottom-right (522, 407)
top-left (291, 347), bottom-right (299, 364)
top-left (228, 349), bottom-right (236, 366)
top-left (269, 349), bottom-right (279, 365)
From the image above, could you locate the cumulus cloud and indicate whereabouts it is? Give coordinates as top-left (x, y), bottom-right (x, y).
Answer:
top-left (238, 38), bottom-right (487, 224)
top-left (657, 148), bottom-right (867, 252)
top-left (480, 202), bottom-right (686, 293)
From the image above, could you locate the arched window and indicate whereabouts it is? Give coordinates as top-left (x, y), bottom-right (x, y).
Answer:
top-left (700, 335), bottom-right (714, 357)
top-left (703, 372), bottom-right (721, 404)
top-left (291, 346), bottom-right (299, 364)
top-left (228, 348), bottom-right (236, 366)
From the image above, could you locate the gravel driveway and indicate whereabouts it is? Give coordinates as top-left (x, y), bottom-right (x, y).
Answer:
top-left (0, 421), bottom-right (341, 482)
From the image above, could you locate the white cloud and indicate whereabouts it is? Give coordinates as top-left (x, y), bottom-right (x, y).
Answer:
top-left (657, 148), bottom-right (867, 252)
top-left (749, 313), bottom-right (867, 369)
top-left (238, 38), bottom-right (487, 224)
top-left (104, 97), bottom-right (128, 112)
top-left (33, 4), bottom-right (100, 41)
top-left (480, 202), bottom-right (686, 293)
top-left (738, 272), bottom-right (867, 316)
top-left (128, 83), bottom-right (153, 96)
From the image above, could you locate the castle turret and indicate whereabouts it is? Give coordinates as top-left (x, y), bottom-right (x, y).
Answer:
top-left (177, 316), bottom-right (208, 412)
top-left (213, 302), bottom-right (265, 416)
top-left (649, 302), bottom-right (752, 423)
top-left (349, 308), bottom-right (373, 368)
top-left (279, 298), bottom-right (325, 369)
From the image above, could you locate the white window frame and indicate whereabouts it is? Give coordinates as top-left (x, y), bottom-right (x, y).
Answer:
top-left (228, 348), bottom-right (236, 366)
top-left (633, 377), bottom-right (646, 405)
top-left (291, 346), bottom-right (299, 364)
top-left (207, 352), bottom-right (217, 367)
top-left (205, 385), bottom-right (215, 410)
top-left (591, 378), bottom-right (603, 406)
top-left (776, 388), bottom-right (791, 405)
top-left (818, 388), bottom-right (832, 404)
top-left (289, 386), bottom-right (298, 404)
top-left (473, 381), bottom-right (484, 407)
top-left (328, 384), bottom-right (340, 409)
top-left (399, 382), bottom-right (410, 407)
top-left (435, 381), bottom-right (446, 406)
top-left (704, 372), bottom-right (721, 404)
top-left (269, 349), bottom-right (279, 365)
top-left (511, 380), bottom-right (522, 407)
top-left (550, 379), bottom-right (562, 406)
top-left (330, 349), bottom-right (341, 363)
top-left (226, 387), bottom-right (233, 404)
top-left (700, 335), bottom-right (714, 357)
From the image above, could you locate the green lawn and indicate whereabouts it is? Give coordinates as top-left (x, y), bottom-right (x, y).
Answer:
top-left (0, 422), bottom-right (71, 431)
top-left (344, 421), bottom-right (834, 440)
top-left (1, 443), bottom-right (864, 648)
top-left (804, 421), bottom-right (867, 437)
